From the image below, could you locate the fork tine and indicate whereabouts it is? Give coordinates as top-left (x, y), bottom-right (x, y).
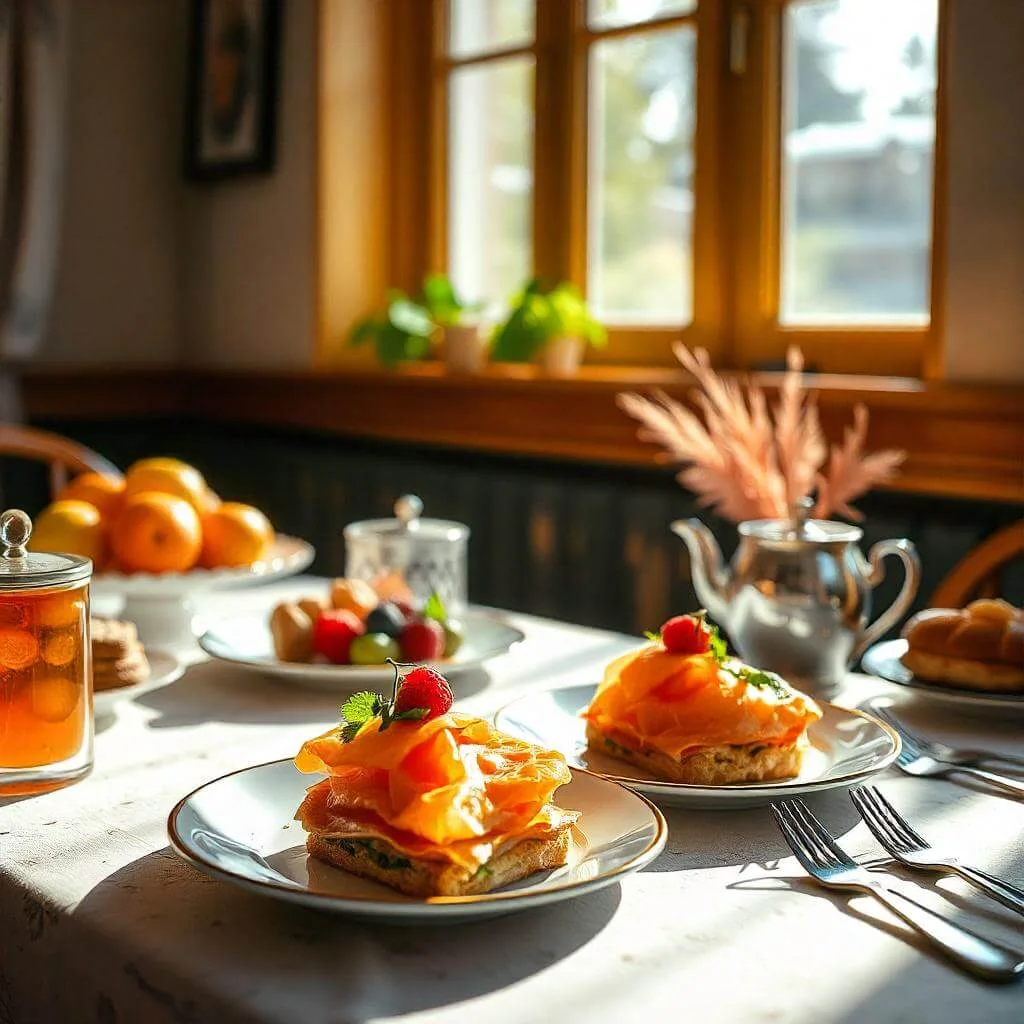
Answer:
top-left (871, 705), bottom-right (921, 757)
top-left (771, 804), bottom-right (826, 876)
top-left (863, 785), bottom-right (929, 848)
top-left (776, 802), bottom-right (835, 866)
top-left (789, 800), bottom-right (858, 868)
top-left (851, 787), bottom-right (911, 853)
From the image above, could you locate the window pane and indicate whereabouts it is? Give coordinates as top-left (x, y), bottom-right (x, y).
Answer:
top-left (781, 0), bottom-right (938, 323)
top-left (448, 58), bottom-right (534, 305)
top-left (589, 0), bottom-right (697, 31)
top-left (588, 27), bottom-right (695, 323)
top-left (450, 0), bottom-right (533, 58)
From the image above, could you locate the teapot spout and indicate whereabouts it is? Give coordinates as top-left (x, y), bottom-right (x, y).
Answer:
top-left (671, 518), bottom-right (731, 625)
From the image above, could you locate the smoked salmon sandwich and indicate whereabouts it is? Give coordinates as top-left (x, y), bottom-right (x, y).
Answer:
top-left (294, 663), bottom-right (579, 897)
top-left (584, 613), bottom-right (822, 785)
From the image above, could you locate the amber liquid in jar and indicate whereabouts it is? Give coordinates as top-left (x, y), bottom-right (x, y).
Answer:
top-left (0, 580), bottom-right (91, 794)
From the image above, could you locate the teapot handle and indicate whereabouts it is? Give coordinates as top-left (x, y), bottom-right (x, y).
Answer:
top-left (853, 538), bottom-right (922, 661)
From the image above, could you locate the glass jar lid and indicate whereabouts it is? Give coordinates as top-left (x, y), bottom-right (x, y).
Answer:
top-left (0, 509), bottom-right (92, 591)
top-left (343, 495), bottom-right (470, 543)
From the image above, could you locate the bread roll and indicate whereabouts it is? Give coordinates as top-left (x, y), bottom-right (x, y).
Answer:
top-left (901, 599), bottom-right (1024, 691)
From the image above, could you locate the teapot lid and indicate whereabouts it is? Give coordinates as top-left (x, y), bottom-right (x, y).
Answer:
top-left (0, 509), bottom-right (92, 591)
top-left (739, 517), bottom-right (862, 544)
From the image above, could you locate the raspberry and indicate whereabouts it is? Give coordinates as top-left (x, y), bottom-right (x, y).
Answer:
top-left (399, 618), bottom-right (445, 662)
top-left (394, 666), bottom-right (454, 721)
top-left (660, 614), bottom-right (712, 655)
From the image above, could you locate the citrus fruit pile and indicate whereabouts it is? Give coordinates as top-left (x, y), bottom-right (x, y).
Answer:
top-left (30, 457), bottom-right (275, 574)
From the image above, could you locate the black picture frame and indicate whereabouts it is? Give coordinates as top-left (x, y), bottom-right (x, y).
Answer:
top-left (184, 0), bottom-right (282, 182)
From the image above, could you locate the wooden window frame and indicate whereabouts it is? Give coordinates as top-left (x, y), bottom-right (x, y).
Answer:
top-left (386, 0), bottom-right (947, 377)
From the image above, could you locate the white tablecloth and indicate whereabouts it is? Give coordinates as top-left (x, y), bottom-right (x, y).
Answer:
top-left (2, 579), bottom-right (1022, 1024)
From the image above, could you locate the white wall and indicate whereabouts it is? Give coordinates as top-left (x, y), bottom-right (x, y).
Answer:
top-left (41, 0), bottom-right (186, 365)
top-left (180, 0), bottom-right (317, 368)
top-left (942, 0), bottom-right (1024, 381)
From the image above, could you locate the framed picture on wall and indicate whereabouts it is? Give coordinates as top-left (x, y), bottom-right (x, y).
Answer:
top-left (184, 0), bottom-right (282, 181)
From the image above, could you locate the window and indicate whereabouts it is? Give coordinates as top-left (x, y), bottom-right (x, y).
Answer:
top-left (418, 0), bottom-right (943, 374)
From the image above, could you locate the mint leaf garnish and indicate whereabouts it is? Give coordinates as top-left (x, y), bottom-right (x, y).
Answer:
top-left (643, 630), bottom-right (660, 643)
top-left (738, 668), bottom-right (789, 699)
top-left (423, 592), bottom-right (448, 624)
top-left (393, 707), bottom-right (429, 722)
top-left (707, 624), bottom-right (728, 663)
top-left (339, 691), bottom-right (381, 741)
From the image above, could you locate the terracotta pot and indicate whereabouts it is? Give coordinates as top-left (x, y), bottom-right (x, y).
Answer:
top-left (443, 323), bottom-right (487, 374)
top-left (539, 335), bottom-right (584, 376)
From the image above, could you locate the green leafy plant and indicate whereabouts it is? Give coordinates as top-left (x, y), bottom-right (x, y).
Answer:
top-left (348, 291), bottom-right (436, 367)
top-left (491, 278), bottom-right (607, 363)
top-left (421, 273), bottom-right (482, 328)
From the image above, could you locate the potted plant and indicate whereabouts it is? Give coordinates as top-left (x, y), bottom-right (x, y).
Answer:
top-left (421, 273), bottom-right (488, 374)
top-left (490, 278), bottom-right (607, 376)
top-left (347, 291), bottom-right (437, 368)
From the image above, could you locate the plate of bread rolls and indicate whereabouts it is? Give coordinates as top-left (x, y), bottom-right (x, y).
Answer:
top-left (861, 599), bottom-right (1024, 710)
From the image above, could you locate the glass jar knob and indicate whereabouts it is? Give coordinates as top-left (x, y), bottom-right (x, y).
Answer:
top-left (0, 509), bottom-right (32, 559)
top-left (394, 494), bottom-right (423, 528)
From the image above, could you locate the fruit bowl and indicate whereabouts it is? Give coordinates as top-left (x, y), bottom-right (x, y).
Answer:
top-left (91, 535), bottom-right (315, 649)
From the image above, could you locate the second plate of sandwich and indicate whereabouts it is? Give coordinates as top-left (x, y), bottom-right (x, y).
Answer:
top-left (496, 613), bottom-right (901, 809)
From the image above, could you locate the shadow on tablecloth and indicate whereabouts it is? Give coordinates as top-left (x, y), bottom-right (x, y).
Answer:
top-left (70, 845), bottom-right (621, 1024)
top-left (137, 658), bottom-right (495, 729)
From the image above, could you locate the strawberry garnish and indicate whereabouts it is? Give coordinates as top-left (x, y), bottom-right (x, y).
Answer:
top-left (394, 666), bottom-right (453, 721)
top-left (338, 661), bottom-right (453, 742)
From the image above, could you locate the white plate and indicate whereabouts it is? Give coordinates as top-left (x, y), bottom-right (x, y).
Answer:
top-left (862, 639), bottom-right (1024, 712)
top-left (93, 650), bottom-right (186, 716)
top-left (168, 759), bottom-right (666, 922)
top-left (494, 684), bottom-right (900, 809)
top-left (91, 535), bottom-right (315, 596)
top-left (198, 612), bottom-right (525, 690)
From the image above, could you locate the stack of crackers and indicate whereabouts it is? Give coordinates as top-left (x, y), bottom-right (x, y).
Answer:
top-left (91, 619), bottom-right (151, 692)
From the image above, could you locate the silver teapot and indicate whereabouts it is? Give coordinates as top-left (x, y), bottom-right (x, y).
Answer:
top-left (672, 510), bottom-right (920, 692)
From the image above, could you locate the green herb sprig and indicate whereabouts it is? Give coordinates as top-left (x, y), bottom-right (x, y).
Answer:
top-left (338, 660), bottom-right (428, 742)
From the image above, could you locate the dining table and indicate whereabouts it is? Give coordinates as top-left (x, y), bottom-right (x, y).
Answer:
top-left (1, 576), bottom-right (1022, 1024)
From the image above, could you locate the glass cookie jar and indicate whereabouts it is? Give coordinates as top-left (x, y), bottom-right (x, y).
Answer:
top-left (344, 496), bottom-right (469, 615)
top-left (0, 509), bottom-right (93, 796)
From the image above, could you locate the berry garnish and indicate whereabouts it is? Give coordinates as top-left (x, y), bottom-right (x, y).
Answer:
top-left (337, 661), bottom-right (453, 742)
top-left (395, 666), bottom-right (454, 721)
top-left (655, 611), bottom-right (727, 659)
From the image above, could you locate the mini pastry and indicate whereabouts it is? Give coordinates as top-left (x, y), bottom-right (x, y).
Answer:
top-left (269, 603), bottom-right (314, 663)
top-left (294, 664), bottom-right (579, 897)
top-left (90, 617), bottom-right (150, 691)
top-left (584, 613), bottom-right (822, 785)
top-left (901, 599), bottom-right (1024, 692)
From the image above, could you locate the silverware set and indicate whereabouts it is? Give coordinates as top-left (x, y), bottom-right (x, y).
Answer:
top-left (870, 703), bottom-right (1024, 797)
top-left (772, 707), bottom-right (1024, 982)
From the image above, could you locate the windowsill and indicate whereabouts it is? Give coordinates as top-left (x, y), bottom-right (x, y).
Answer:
top-left (22, 363), bottom-right (1024, 504)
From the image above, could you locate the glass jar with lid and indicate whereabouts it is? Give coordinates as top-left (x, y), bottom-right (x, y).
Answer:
top-left (344, 496), bottom-right (469, 615)
top-left (0, 509), bottom-right (93, 795)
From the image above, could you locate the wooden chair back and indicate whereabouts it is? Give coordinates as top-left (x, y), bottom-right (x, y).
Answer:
top-left (0, 425), bottom-right (121, 499)
top-left (931, 520), bottom-right (1024, 608)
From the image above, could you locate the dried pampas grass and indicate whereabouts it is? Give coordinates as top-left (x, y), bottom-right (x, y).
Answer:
top-left (618, 346), bottom-right (904, 523)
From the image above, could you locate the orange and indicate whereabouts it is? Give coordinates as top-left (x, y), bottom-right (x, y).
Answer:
top-left (111, 492), bottom-right (202, 573)
top-left (57, 472), bottom-right (126, 521)
top-left (199, 502), bottom-right (274, 569)
top-left (201, 488), bottom-right (222, 514)
top-left (29, 500), bottom-right (107, 564)
top-left (330, 578), bottom-right (379, 620)
top-left (124, 457), bottom-right (207, 512)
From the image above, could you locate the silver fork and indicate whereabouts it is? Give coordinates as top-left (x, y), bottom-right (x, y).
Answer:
top-left (871, 703), bottom-right (1024, 772)
top-left (874, 711), bottom-right (1024, 798)
top-left (851, 786), bottom-right (1024, 916)
top-left (771, 800), bottom-right (1024, 982)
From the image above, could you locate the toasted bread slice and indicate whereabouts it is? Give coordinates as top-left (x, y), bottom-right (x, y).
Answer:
top-left (307, 828), bottom-right (573, 898)
top-left (586, 722), bottom-right (804, 785)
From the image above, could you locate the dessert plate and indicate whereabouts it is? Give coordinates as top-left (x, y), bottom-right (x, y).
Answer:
top-left (93, 650), bottom-right (186, 717)
top-left (862, 640), bottom-right (1024, 713)
top-left (198, 612), bottom-right (525, 690)
top-left (494, 684), bottom-right (900, 810)
top-left (168, 759), bottom-right (666, 923)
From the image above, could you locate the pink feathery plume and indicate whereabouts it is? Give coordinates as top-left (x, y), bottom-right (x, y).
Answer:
top-left (813, 404), bottom-right (905, 520)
